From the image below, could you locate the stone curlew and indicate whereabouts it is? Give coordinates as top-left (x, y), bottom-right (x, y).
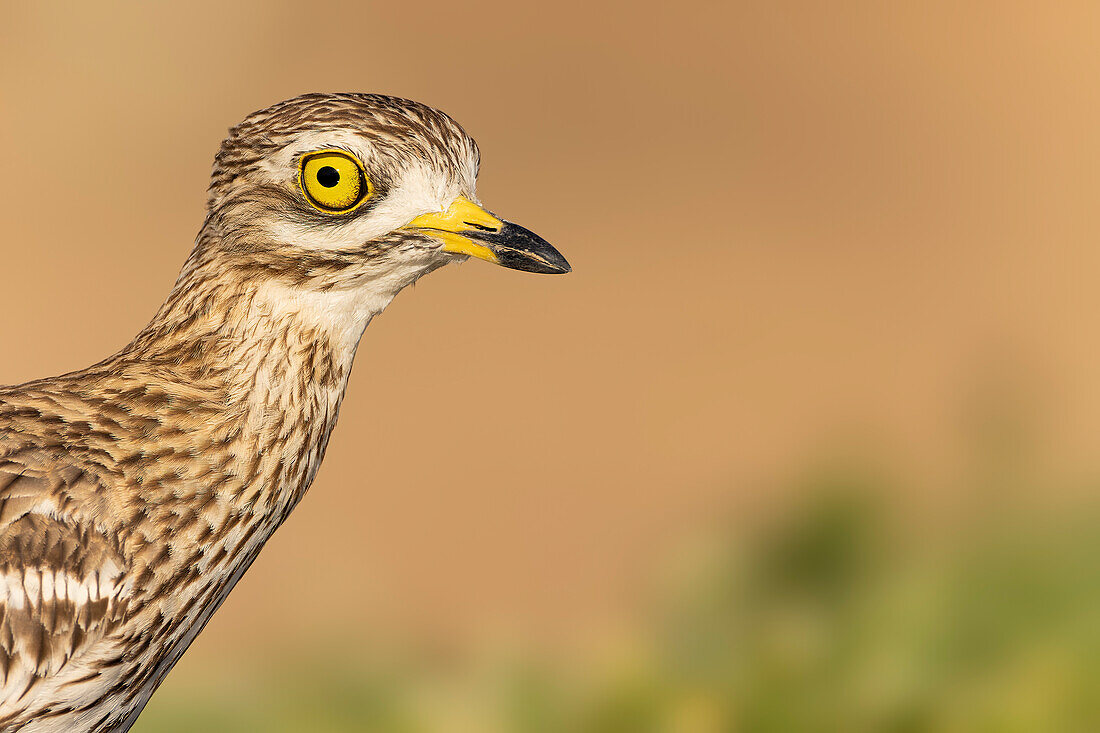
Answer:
top-left (0, 93), bottom-right (570, 732)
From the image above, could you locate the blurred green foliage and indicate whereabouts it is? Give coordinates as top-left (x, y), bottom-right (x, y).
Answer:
top-left (135, 472), bottom-right (1100, 732)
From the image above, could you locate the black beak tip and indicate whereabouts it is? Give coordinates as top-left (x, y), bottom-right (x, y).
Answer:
top-left (537, 246), bottom-right (572, 274)
top-left (490, 222), bottom-right (572, 275)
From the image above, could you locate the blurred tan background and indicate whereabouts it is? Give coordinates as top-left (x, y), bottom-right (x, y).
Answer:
top-left (4, 1), bottom-right (1100, 729)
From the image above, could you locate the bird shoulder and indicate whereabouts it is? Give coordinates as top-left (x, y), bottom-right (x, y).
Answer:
top-left (0, 454), bottom-right (131, 715)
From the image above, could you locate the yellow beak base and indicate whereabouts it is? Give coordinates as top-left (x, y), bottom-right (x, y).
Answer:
top-left (404, 197), bottom-right (504, 264)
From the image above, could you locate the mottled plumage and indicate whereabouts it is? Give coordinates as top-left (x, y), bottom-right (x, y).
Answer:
top-left (0, 93), bottom-right (568, 731)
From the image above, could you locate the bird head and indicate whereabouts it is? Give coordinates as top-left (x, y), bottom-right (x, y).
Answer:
top-left (196, 93), bottom-right (570, 304)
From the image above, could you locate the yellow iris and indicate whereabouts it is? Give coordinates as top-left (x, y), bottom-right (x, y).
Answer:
top-left (299, 150), bottom-right (370, 212)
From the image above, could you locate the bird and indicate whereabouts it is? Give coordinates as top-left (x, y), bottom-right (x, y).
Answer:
top-left (0, 92), bottom-right (570, 732)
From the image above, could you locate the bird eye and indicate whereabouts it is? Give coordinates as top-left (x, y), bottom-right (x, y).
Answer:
top-left (299, 150), bottom-right (371, 213)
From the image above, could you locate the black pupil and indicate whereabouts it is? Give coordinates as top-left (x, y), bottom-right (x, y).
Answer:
top-left (316, 166), bottom-right (340, 188)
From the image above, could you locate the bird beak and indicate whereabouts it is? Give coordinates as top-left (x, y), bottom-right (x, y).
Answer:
top-left (403, 196), bottom-right (571, 274)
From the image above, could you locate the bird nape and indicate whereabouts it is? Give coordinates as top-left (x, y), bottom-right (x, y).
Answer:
top-left (0, 93), bottom-right (570, 733)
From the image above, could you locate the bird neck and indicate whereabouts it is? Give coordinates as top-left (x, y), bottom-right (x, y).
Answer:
top-left (127, 276), bottom-right (377, 398)
top-left (114, 257), bottom-right (401, 518)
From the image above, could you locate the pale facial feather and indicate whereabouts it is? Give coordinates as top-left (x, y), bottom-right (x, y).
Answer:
top-left (226, 130), bottom-right (476, 345)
